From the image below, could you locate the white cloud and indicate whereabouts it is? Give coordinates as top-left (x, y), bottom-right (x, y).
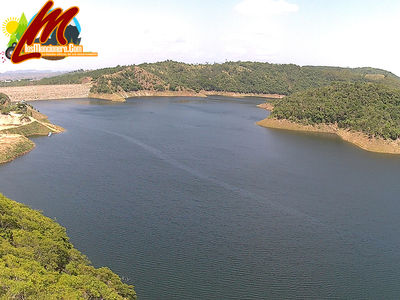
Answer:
top-left (314, 13), bottom-right (400, 75)
top-left (0, 0), bottom-right (201, 71)
top-left (234, 0), bottom-right (299, 17)
top-left (221, 18), bottom-right (283, 61)
top-left (222, 0), bottom-right (298, 62)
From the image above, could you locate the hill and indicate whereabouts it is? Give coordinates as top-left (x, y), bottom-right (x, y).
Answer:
top-left (2, 61), bottom-right (400, 101)
top-left (0, 193), bottom-right (136, 299)
top-left (270, 82), bottom-right (400, 140)
top-left (258, 82), bottom-right (400, 154)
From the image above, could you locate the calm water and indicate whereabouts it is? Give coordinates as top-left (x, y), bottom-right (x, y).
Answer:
top-left (1, 96), bottom-right (400, 299)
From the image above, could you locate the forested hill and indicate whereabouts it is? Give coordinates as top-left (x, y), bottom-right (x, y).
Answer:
top-left (3, 61), bottom-right (400, 96)
top-left (270, 82), bottom-right (400, 140)
top-left (0, 193), bottom-right (136, 299)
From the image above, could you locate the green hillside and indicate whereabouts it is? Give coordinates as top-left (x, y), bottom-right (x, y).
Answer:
top-left (271, 82), bottom-right (400, 140)
top-left (0, 193), bottom-right (136, 299)
top-left (2, 61), bottom-right (400, 96)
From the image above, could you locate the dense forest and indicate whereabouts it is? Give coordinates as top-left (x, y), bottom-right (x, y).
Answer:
top-left (271, 82), bottom-right (400, 140)
top-left (2, 61), bottom-right (400, 96)
top-left (0, 194), bottom-right (136, 299)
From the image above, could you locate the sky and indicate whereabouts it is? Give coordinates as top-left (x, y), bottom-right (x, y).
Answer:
top-left (1, 0), bottom-right (400, 75)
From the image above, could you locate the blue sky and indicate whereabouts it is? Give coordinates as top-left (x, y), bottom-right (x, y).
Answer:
top-left (1, 0), bottom-right (400, 75)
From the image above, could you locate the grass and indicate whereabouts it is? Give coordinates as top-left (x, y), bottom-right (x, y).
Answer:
top-left (0, 121), bottom-right (54, 137)
top-left (0, 135), bottom-right (35, 164)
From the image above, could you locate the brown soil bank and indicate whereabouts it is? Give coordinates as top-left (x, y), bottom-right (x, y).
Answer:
top-left (0, 120), bottom-right (64, 137)
top-left (90, 90), bottom-right (285, 102)
top-left (0, 114), bottom-right (64, 164)
top-left (1, 83), bottom-right (285, 103)
top-left (257, 103), bottom-right (274, 111)
top-left (0, 134), bottom-right (35, 164)
top-left (257, 118), bottom-right (400, 155)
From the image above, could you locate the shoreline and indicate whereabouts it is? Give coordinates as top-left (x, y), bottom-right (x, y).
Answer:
top-left (90, 90), bottom-right (285, 102)
top-left (0, 193), bottom-right (136, 297)
top-left (257, 102), bottom-right (274, 111)
top-left (0, 92), bottom-right (278, 164)
top-left (5, 92), bottom-right (397, 158)
top-left (0, 83), bottom-right (285, 102)
top-left (1, 83), bottom-right (285, 102)
top-left (257, 118), bottom-right (400, 155)
top-left (0, 134), bottom-right (35, 164)
top-left (0, 117), bottom-right (64, 164)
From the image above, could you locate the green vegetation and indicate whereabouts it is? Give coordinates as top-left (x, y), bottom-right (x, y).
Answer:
top-left (0, 136), bottom-right (34, 164)
top-left (271, 82), bottom-right (400, 140)
top-left (0, 121), bottom-right (54, 137)
top-left (0, 93), bottom-right (47, 122)
top-left (87, 62), bottom-right (400, 95)
top-left (0, 94), bottom-right (10, 106)
top-left (15, 13), bottom-right (28, 41)
top-left (30, 67), bottom-right (126, 86)
top-left (0, 94), bottom-right (37, 117)
top-left (8, 13), bottom-right (28, 47)
top-left (3, 61), bottom-right (400, 96)
top-left (4, 138), bottom-right (33, 161)
top-left (0, 98), bottom-right (53, 137)
top-left (0, 94), bottom-right (135, 297)
top-left (0, 193), bottom-right (136, 299)
top-left (1, 102), bottom-right (33, 116)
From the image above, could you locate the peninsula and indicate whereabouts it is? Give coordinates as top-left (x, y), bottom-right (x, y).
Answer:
top-left (0, 93), bottom-right (63, 164)
top-left (257, 82), bottom-right (400, 154)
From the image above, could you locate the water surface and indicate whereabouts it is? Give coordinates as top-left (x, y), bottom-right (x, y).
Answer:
top-left (1, 96), bottom-right (400, 299)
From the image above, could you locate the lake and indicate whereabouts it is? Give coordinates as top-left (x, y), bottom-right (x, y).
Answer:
top-left (1, 96), bottom-right (400, 299)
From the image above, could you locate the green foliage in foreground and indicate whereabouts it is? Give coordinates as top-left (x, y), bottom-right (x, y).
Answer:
top-left (0, 194), bottom-right (136, 299)
top-left (271, 82), bottom-right (400, 140)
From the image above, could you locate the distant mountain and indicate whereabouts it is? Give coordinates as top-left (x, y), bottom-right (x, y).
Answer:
top-left (0, 70), bottom-right (67, 81)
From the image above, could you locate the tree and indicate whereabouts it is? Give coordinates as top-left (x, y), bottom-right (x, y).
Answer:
top-left (7, 13), bottom-right (28, 47)
top-left (8, 33), bottom-right (17, 47)
top-left (15, 13), bottom-right (28, 41)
